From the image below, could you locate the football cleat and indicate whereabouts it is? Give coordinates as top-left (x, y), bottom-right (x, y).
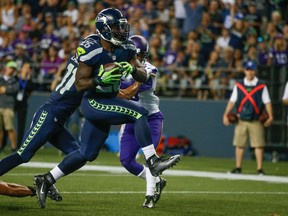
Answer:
top-left (147, 154), bottom-right (181, 177)
top-left (47, 184), bottom-right (62, 202)
top-left (142, 195), bottom-right (155, 208)
top-left (153, 177), bottom-right (167, 204)
top-left (34, 173), bottom-right (55, 209)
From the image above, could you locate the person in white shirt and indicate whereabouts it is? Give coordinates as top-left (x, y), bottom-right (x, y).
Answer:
top-left (223, 60), bottom-right (273, 175)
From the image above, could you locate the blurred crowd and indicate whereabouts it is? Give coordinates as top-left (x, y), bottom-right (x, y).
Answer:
top-left (0, 0), bottom-right (288, 99)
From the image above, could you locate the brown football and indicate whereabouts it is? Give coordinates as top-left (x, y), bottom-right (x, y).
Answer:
top-left (103, 62), bottom-right (119, 72)
top-left (227, 112), bottom-right (238, 124)
top-left (259, 111), bottom-right (269, 124)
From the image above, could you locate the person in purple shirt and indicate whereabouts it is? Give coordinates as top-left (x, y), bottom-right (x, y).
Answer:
top-left (269, 34), bottom-right (288, 66)
top-left (257, 36), bottom-right (270, 65)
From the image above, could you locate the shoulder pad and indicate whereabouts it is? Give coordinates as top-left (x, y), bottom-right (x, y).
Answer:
top-left (76, 35), bottom-right (102, 64)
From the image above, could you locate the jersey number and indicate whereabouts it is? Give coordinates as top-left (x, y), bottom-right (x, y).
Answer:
top-left (55, 63), bottom-right (77, 94)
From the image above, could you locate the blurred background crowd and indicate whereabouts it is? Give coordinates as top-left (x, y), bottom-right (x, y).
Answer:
top-left (0, 0), bottom-right (288, 99)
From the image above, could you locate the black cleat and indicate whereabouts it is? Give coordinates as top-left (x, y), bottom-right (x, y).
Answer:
top-left (229, 168), bottom-right (242, 174)
top-left (34, 173), bottom-right (55, 209)
top-left (47, 184), bottom-right (62, 202)
top-left (153, 177), bottom-right (167, 204)
top-left (147, 154), bottom-right (181, 177)
top-left (142, 195), bottom-right (155, 208)
top-left (257, 169), bottom-right (265, 176)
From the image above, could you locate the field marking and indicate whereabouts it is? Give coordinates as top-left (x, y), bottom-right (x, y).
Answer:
top-left (60, 191), bottom-right (288, 195)
top-left (19, 162), bottom-right (288, 184)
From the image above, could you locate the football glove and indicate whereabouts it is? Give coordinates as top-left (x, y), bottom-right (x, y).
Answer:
top-left (115, 62), bottom-right (136, 78)
top-left (93, 65), bottom-right (122, 86)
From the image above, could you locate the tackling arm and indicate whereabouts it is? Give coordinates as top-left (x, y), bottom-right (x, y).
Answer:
top-left (0, 181), bottom-right (35, 197)
top-left (129, 56), bottom-right (148, 83)
top-left (117, 81), bottom-right (141, 100)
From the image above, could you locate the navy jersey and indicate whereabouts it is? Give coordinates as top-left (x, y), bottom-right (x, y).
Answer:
top-left (49, 54), bottom-right (83, 122)
top-left (76, 34), bottom-right (136, 97)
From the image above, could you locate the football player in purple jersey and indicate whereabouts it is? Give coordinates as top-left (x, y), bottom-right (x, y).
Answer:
top-left (118, 35), bottom-right (166, 208)
top-left (34, 8), bottom-right (180, 209)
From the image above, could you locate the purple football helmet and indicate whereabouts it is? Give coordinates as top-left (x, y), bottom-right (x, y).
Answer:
top-left (129, 35), bottom-right (149, 62)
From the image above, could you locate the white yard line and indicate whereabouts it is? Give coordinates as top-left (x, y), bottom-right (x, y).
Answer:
top-left (19, 162), bottom-right (288, 183)
top-left (59, 191), bottom-right (288, 195)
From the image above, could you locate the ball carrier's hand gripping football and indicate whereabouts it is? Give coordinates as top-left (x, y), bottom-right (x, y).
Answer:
top-left (115, 62), bottom-right (136, 78)
top-left (92, 63), bottom-right (122, 86)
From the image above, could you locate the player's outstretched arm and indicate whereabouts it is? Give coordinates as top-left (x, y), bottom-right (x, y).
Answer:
top-left (0, 181), bottom-right (36, 197)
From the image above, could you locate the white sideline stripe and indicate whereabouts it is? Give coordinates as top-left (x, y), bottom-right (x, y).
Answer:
top-left (59, 191), bottom-right (288, 195)
top-left (20, 162), bottom-right (288, 183)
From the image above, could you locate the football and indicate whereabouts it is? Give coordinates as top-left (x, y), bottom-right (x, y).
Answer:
top-left (227, 112), bottom-right (238, 124)
top-left (259, 111), bottom-right (269, 124)
top-left (103, 62), bottom-right (120, 73)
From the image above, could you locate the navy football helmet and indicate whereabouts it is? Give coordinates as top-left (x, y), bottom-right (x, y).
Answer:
top-left (95, 8), bottom-right (130, 46)
top-left (129, 35), bottom-right (149, 62)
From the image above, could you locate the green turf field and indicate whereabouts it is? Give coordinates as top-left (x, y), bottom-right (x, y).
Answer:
top-left (0, 148), bottom-right (287, 216)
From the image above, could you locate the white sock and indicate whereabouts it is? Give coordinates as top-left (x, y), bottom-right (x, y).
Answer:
top-left (145, 167), bottom-right (157, 196)
top-left (142, 144), bottom-right (157, 159)
top-left (137, 165), bottom-right (146, 180)
top-left (50, 166), bottom-right (65, 181)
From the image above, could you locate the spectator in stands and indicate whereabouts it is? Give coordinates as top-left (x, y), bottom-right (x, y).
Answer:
top-left (215, 27), bottom-right (230, 55)
top-left (143, 0), bottom-right (159, 34)
top-left (232, 48), bottom-right (244, 80)
top-left (58, 15), bottom-right (80, 40)
top-left (0, 61), bottom-right (19, 152)
top-left (63, 1), bottom-right (78, 24)
top-left (13, 43), bottom-right (32, 68)
top-left (207, 0), bottom-right (224, 36)
top-left (205, 51), bottom-right (223, 99)
top-left (156, 0), bottom-right (170, 27)
top-left (40, 45), bottom-right (62, 91)
top-left (14, 4), bottom-right (32, 33)
top-left (268, 34), bottom-right (288, 66)
top-left (182, 0), bottom-right (204, 35)
top-left (228, 14), bottom-right (246, 51)
top-left (40, 23), bottom-right (60, 49)
top-left (0, 0), bottom-right (18, 31)
top-left (257, 36), bottom-right (270, 66)
top-left (198, 13), bottom-right (217, 67)
top-left (173, 0), bottom-right (186, 30)
top-left (244, 1), bottom-right (262, 36)
top-left (15, 62), bottom-right (33, 146)
top-left (223, 60), bottom-right (273, 175)
top-left (269, 10), bottom-right (285, 34)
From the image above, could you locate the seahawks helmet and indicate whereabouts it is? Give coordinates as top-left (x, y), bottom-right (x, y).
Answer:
top-left (95, 8), bottom-right (130, 46)
top-left (129, 35), bottom-right (149, 62)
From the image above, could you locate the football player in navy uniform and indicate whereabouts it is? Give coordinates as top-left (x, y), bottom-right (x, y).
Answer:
top-left (0, 33), bottom-right (121, 202)
top-left (118, 35), bottom-right (166, 208)
top-left (34, 8), bottom-right (180, 209)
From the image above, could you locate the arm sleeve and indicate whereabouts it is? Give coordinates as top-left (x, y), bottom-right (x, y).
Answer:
top-left (262, 86), bottom-right (271, 104)
top-left (229, 85), bottom-right (238, 103)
